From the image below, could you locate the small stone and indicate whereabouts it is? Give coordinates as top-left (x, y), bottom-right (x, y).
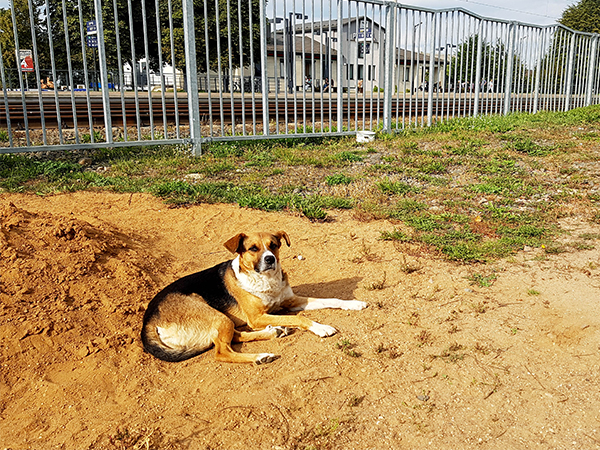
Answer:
top-left (417, 395), bottom-right (430, 402)
top-left (78, 157), bottom-right (92, 166)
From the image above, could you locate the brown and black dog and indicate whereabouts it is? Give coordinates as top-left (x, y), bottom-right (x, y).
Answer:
top-left (141, 231), bottom-right (367, 364)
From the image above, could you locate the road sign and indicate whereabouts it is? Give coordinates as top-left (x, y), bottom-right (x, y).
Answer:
top-left (86, 35), bottom-right (98, 48)
top-left (86, 20), bottom-right (97, 35)
top-left (19, 49), bottom-right (34, 72)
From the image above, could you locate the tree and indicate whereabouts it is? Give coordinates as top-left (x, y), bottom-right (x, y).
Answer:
top-left (559, 0), bottom-right (600, 34)
top-left (1, 0), bottom-right (261, 80)
top-left (447, 35), bottom-right (529, 93)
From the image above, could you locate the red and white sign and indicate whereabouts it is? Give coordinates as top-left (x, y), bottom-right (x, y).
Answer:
top-left (19, 50), bottom-right (34, 72)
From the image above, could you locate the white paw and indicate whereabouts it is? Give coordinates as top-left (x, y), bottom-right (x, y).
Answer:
top-left (255, 353), bottom-right (279, 365)
top-left (265, 325), bottom-right (291, 338)
top-left (309, 322), bottom-right (337, 337)
top-left (340, 300), bottom-right (368, 310)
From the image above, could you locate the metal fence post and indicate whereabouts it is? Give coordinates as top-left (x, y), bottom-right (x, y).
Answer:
top-left (564, 32), bottom-right (576, 112)
top-left (382, 3), bottom-right (396, 133)
top-left (585, 36), bottom-right (598, 107)
top-left (532, 28), bottom-right (544, 114)
top-left (182, 0), bottom-right (202, 155)
top-left (93, 0), bottom-right (113, 143)
top-left (426, 12), bottom-right (436, 127)
top-left (503, 22), bottom-right (516, 115)
top-left (473, 20), bottom-right (483, 117)
top-left (336, 0), bottom-right (344, 133)
top-left (259, 0), bottom-right (269, 135)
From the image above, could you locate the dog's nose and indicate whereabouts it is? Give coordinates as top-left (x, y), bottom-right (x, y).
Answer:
top-left (264, 254), bottom-right (276, 265)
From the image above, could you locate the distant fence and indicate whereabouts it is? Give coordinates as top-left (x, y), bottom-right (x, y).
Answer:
top-left (1, 0), bottom-right (599, 155)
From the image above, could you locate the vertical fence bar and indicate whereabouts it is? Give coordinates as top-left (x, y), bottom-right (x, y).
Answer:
top-left (182, 0), bottom-right (202, 155)
top-left (94, 0), bottom-right (113, 142)
top-left (586, 36), bottom-right (598, 107)
top-left (473, 20), bottom-right (483, 117)
top-left (112, 0), bottom-right (128, 140)
top-left (10, 0), bottom-right (30, 146)
top-left (336, 0), bottom-right (343, 133)
top-left (382, 3), bottom-right (394, 133)
top-left (259, 0), bottom-right (269, 135)
top-left (532, 28), bottom-right (543, 114)
top-left (564, 31), bottom-right (576, 112)
top-left (168, 0), bottom-right (181, 139)
top-left (154, 0), bottom-right (168, 138)
top-left (426, 12), bottom-right (436, 126)
top-left (44, 0), bottom-right (64, 144)
top-left (503, 22), bottom-right (516, 115)
top-left (0, 41), bottom-right (13, 147)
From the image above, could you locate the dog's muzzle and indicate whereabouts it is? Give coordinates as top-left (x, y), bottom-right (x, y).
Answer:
top-left (257, 252), bottom-right (277, 272)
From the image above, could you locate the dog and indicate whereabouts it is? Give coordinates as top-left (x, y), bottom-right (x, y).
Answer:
top-left (141, 231), bottom-right (367, 364)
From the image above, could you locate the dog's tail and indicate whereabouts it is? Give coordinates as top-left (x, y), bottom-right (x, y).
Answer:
top-left (141, 322), bottom-right (204, 362)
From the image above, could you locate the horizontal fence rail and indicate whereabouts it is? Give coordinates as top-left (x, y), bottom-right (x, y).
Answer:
top-left (1, 0), bottom-right (600, 154)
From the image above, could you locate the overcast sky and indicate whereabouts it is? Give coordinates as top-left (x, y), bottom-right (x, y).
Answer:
top-left (408, 0), bottom-right (570, 26)
top-left (0, 0), bottom-right (571, 27)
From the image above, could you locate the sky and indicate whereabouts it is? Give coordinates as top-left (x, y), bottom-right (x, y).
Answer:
top-left (0, 0), bottom-right (571, 27)
top-left (407, 0), bottom-right (571, 26)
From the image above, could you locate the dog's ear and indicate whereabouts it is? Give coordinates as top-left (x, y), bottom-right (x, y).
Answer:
top-left (224, 233), bottom-right (246, 254)
top-left (275, 231), bottom-right (291, 247)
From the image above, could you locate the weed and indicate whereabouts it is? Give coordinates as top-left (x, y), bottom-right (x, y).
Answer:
top-left (326, 173), bottom-right (354, 185)
top-left (416, 330), bottom-right (433, 346)
top-left (365, 271), bottom-right (386, 290)
top-left (466, 273), bottom-right (497, 287)
top-left (336, 339), bottom-right (362, 357)
top-left (347, 394), bottom-right (365, 407)
top-left (527, 289), bottom-right (541, 296)
top-left (351, 239), bottom-right (378, 263)
top-left (0, 130), bottom-right (9, 142)
top-left (431, 343), bottom-right (466, 362)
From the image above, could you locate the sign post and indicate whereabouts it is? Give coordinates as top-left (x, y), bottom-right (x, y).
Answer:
top-left (86, 20), bottom-right (98, 90)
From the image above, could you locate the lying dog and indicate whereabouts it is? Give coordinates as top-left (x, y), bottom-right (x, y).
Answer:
top-left (141, 231), bottom-right (367, 364)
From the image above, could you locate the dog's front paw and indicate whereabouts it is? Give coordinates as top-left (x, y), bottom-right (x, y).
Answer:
top-left (255, 353), bottom-right (279, 365)
top-left (266, 325), bottom-right (292, 338)
top-left (309, 322), bottom-right (337, 337)
top-left (341, 300), bottom-right (368, 310)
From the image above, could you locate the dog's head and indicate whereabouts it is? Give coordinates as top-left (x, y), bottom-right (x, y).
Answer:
top-left (224, 231), bottom-right (291, 273)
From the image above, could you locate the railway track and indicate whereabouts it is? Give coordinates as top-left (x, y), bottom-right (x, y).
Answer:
top-left (0, 91), bottom-right (561, 131)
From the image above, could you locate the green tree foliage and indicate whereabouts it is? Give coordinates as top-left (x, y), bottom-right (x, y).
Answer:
top-left (1, 0), bottom-right (261, 77)
top-left (559, 0), bottom-right (600, 33)
top-left (447, 34), bottom-right (529, 92)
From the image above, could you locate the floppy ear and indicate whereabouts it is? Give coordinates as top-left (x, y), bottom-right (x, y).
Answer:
top-left (224, 233), bottom-right (246, 254)
top-left (275, 231), bottom-right (291, 247)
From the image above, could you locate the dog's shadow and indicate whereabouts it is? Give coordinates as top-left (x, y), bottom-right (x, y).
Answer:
top-left (292, 277), bottom-right (362, 300)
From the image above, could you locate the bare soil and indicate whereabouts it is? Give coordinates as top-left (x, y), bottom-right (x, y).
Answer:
top-left (1, 191), bottom-right (599, 450)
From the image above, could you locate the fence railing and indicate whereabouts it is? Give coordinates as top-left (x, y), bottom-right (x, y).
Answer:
top-left (1, 0), bottom-right (599, 155)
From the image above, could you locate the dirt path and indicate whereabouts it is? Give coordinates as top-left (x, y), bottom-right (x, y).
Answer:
top-left (1, 191), bottom-right (599, 449)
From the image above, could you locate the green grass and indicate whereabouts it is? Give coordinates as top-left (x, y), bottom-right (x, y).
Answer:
top-left (4, 106), bottom-right (600, 261)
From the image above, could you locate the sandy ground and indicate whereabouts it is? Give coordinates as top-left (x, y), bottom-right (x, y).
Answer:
top-left (1, 191), bottom-right (600, 450)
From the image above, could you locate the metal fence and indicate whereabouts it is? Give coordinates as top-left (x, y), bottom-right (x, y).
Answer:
top-left (1, 0), bottom-right (599, 155)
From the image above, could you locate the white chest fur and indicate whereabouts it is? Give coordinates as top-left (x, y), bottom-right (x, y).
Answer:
top-left (232, 256), bottom-right (292, 311)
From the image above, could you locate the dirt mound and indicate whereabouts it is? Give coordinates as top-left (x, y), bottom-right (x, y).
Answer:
top-left (1, 192), bottom-right (600, 449)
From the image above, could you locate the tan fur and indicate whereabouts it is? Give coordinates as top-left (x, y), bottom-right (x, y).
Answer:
top-left (142, 231), bottom-right (367, 364)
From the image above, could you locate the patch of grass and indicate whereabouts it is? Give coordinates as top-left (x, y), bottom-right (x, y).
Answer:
top-left (376, 179), bottom-right (419, 196)
top-left (325, 173), bottom-right (354, 185)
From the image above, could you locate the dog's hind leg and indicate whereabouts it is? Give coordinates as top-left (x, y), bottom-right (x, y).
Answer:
top-left (233, 326), bottom-right (291, 342)
top-left (211, 314), bottom-right (279, 364)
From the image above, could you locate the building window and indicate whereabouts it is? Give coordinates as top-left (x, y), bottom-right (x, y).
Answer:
top-left (358, 42), bottom-right (371, 59)
top-left (346, 64), bottom-right (354, 80)
top-left (358, 64), bottom-right (364, 81)
top-left (368, 65), bottom-right (375, 81)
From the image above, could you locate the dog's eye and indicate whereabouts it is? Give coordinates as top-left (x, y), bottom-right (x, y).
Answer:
top-left (248, 245), bottom-right (259, 252)
top-left (269, 242), bottom-right (278, 251)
